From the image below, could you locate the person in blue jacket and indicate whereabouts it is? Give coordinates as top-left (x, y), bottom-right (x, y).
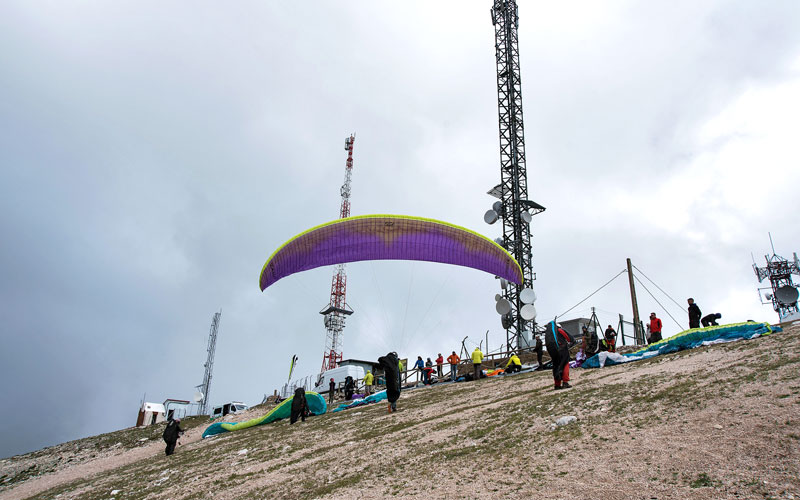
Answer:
top-left (414, 356), bottom-right (424, 383)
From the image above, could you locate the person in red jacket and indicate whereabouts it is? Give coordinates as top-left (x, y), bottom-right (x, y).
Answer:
top-left (647, 313), bottom-right (663, 343)
top-left (435, 353), bottom-right (444, 379)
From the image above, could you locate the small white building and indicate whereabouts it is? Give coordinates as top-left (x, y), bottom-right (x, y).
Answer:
top-left (137, 402), bottom-right (166, 427)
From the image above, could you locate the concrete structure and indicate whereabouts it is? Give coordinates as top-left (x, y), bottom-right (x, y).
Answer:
top-left (136, 402), bottom-right (166, 427)
top-left (559, 317), bottom-right (592, 340)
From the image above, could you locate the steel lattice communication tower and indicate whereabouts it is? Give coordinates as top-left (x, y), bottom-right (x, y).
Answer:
top-left (320, 135), bottom-right (356, 372)
top-left (197, 310), bottom-right (221, 415)
top-left (490, 0), bottom-right (544, 351)
top-left (753, 236), bottom-right (800, 322)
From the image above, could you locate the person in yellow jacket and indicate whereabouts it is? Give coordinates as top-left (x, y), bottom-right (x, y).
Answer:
top-left (471, 347), bottom-right (484, 381)
top-left (505, 354), bottom-right (522, 374)
top-left (363, 370), bottom-right (374, 395)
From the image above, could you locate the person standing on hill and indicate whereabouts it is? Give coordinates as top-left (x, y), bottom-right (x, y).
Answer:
top-left (545, 321), bottom-right (574, 390)
top-left (648, 313), bottom-right (663, 343)
top-left (447, 351), bottom-right (460, 381)
top-left (603, 325), bottom-right (617, 353)
top-left (534, 334), bottom-right (544, 370)
top-left (162, 418), bottom-right (183, 456)
top-left (290, 387), bottom-right (308, 424)
top-left (328, 378), bottom-right (336, 405)
top-left (471, 347), bottom-right (484, 381)
top-left (435, 353), bottom-right (444, 379)
top-left (363, 370), bottom-right (374, 396)
top-left (414, 356), bottom-right (424, 383)
top-left (688, 298), bottom-right (702, 329)
top-left (378, 352), bottom-right (401, 412)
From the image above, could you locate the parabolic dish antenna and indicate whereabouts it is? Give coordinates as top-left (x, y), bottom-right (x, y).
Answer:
top-left (519, 288), bottom-right (536, 304)
top-left (194, 391), bottom-right (204, 403)
top-left (521, 211), bottom-right (532, 224)
top-left (495, 293), bottom-right (502, 302)
top-left (496, 298), bottom-right (512, 315)
top-left (484, 209), bottom-right (499, 225)
top-left (520, 304), bottom-right (537, 321)
top-left (775, 285), bottom-right (799, 305)
top-left (492, 200), bottom-right (503, 213)
top-left (501, 314), bottom-right (512, 329)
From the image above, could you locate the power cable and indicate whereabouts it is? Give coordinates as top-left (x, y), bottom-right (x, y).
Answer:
top-left (632, 274), bottom-right (684, 329)
top-left (631, 264), bottom-right (685, 313)
top-left (556, 269), bottom-right (627, 319)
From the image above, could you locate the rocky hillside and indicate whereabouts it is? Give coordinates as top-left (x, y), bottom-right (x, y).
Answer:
top-left (2, 323), bottom-right (799, 500)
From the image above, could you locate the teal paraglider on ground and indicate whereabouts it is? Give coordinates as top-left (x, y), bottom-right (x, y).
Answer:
top-left (202, 391), bottom-right (326, 438)
top-left (582, 322), bottom-right (780, 369)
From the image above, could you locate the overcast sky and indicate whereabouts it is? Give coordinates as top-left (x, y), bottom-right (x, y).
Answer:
top-left (2, 1), bottom-right (799, 458)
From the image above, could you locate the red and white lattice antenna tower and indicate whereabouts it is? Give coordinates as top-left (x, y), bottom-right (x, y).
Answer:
top-left (319, 134), bottom-right (356, 372)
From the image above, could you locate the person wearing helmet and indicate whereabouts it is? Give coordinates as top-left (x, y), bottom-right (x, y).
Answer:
top-left (162, 417), bottom-right (184, 456)
top-left (544, 321), bottom-right (574, 390)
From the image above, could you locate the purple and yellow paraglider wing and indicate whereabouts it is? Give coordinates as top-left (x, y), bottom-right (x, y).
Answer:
top-left (259, 215), bottom-right (522, 291)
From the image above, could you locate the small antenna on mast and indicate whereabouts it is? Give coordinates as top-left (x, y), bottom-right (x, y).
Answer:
top-left (769, 232), bottom-right (776, 255)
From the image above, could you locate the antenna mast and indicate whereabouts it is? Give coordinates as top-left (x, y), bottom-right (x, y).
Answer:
top-left (197, 310), bottom-right (221, 415)
top-left (320, 135), bottom-right (356, 372)
top-left (488, 1), bottom-right (544, 351)
top-left (753, 237), bottom-right (800, 322)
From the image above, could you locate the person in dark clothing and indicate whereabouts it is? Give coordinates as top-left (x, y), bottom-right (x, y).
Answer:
top-left (290, 387), bottom-right (308, 424)
top-left (162, 418), bottom-right (183, 456)
top-left (328, 378), bottom-right (336, 405)
top-left (344, 376), bottom-right (355, 401)
top-left (688, 298), bottom-right (702, 329)
top-left (534, 334), bottom-right (544, 370)
top-left (603, 325), bottom-right (617, 353)
top-left (701, 312), bottom-right (722, 327)
top-left (378, 352), bottom-right (401, 412)
top-left (581, 325), bottom-right (600, 358)
top-left (544, 321), bottom-right (574, 390)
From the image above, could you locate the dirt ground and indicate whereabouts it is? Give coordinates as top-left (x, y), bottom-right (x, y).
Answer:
top-left (2, 323), bottom-right (799, 500)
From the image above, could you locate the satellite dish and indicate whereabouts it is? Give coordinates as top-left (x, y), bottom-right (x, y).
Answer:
top-left (776, 285), bottom-right (799, 305)
top-left (500, 278), bottom-right (508, 290)
top-left (501, 314), bottom-right (513, 329)
top-left (492, 201), bottom-right (503, 213)
top-left (324, 316), bottom-right (331, 328)
top-left (496, 298), bottom-right (512, 315)
top-left (519, 288), bottom-right (536, 304)
top-left (484, 209), bottom-right (499, 225)
top-left (520, 304), bottom-right (537, 321)
top-left (193, 391), bottom-right (204, 403)
top-left (495, 293), bottom-right (502, 302)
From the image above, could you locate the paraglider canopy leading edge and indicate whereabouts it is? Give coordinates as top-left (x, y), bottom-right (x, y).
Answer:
top-left (259, 214), bottom-right (523, 291)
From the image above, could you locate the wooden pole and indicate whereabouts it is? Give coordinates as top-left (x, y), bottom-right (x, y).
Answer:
top-left (626, 258), bottom-right (643, 344)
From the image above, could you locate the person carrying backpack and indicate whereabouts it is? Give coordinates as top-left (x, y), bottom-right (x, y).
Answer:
top-left (545, 321), bottom-right (574, 390)
top-left (290, 387), bottom-right (308, 424)
top-left (162, 418), bottom-right (183, 456)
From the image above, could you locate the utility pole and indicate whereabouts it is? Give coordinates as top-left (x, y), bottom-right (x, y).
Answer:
top-left (320, 135), bottom-right (356, 372)
top-left (626, 258), bottom-right (644, 344)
